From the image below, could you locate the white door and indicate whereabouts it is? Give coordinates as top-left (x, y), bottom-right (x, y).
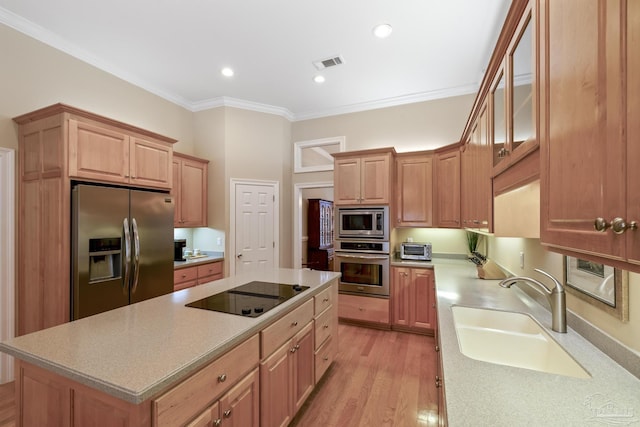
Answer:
top-left (234, 182), bottom-right (276, 275)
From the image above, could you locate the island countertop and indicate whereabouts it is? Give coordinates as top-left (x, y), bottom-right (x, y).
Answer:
top-left (433, 261), bottom-right (640, 427)
top-left (0, 268), bottom-right (340, 404)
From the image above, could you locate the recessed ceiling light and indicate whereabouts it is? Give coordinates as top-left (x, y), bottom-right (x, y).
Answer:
top-left (221, 67), bottom-right (234, 77)
top-left (313, 75), bottom-right (326, 84)
top-left (373, 23), bottom-right (393, 39)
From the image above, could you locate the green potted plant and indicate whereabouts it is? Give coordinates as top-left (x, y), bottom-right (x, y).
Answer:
top-left (466, 231), bottom-right (480, 256)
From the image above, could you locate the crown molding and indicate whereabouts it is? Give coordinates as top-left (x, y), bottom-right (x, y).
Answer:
top-left (191, 97), bottom-right (296, 121)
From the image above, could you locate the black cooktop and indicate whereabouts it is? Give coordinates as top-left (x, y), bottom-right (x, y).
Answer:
top-left (186, 281), bottom-right (310, 317)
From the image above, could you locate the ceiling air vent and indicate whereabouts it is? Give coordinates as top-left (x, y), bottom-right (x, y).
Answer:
top-left (313, 55), bottom-right (345, 70)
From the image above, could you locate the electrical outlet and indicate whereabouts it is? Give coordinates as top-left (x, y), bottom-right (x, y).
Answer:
top-left (519, 251), bottom-right (525, 269)
top-left (217, 237), bottom-right (222, 245)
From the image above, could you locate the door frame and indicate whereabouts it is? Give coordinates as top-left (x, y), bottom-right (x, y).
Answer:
top-left (0, 148), bottom-right (15, 383)
top-left (229, 179), bottom-right (280, 276)
top-left (293, 181), bottom-right (333, 269)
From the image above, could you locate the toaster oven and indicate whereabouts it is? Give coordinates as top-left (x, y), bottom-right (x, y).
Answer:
top-left (400, 242), bottom-right (432, 261)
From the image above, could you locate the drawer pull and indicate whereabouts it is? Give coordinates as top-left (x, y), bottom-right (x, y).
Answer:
top-left (359, 307), bottom-right (364, 311)
top-left (323, 356), bottom-right (329, 361)
top-left (181, 274), bottom-right (187, 278)
top-left (217, 373), bottom-right (227, 383)
top-left (223, 409), bottom-right (232, 418)
top-left (323, 324), bottom-right (329, 329)
top-left (292, 321), bottom-right (298, 326)
top-left (323, 297), bottom-right (329, 302)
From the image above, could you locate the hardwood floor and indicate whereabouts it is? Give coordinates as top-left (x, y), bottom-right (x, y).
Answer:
top-left (0, 381), bottom-right (15, 427)
top-left (292, 323), bottom-right (439, 427)
top-left (0, 324), bottom-right (438, 427)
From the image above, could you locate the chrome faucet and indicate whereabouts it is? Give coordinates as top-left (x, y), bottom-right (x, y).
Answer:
top-left (498, 268), bottom-right (567, 333)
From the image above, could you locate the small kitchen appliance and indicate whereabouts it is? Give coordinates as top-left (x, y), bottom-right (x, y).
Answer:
top-left (400, 242), bottom-right (432, 261)
top-left (174, 239), bottom-right (187, 261)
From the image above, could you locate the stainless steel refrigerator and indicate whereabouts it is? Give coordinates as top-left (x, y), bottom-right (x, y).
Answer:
top-left (71, 184), bottom-right (174, 320)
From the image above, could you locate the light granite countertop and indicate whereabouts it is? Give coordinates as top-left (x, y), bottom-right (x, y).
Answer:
top-left (433, 260), bottom-right (640, 427)
top-left (0, 268), bottom-right (340, 404)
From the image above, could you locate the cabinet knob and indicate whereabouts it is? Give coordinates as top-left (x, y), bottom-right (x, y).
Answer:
top-left (214, 420), bottom-right (221, 427)
top-left (290, 347), bottom-right (297, 353)
top-left (217, 373), bottom-right (227, 383)
top-left (323, 324), bottom-right (329, 329)
top-left (594, 217), bottom-right (611, 232)
top-left (323, 356), bottom-right (329, 361)
top-left (611, 217), bottom-right (638, 234)
top-left (292, 321), bottom-right (298, 326)
top-left (295, 344), bottom-right (300, 350)
top-left (223, 409), bottom-right (232, 418)
top-left (323, 297), bottom-right (330, 302)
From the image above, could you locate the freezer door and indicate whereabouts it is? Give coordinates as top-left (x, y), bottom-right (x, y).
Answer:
top-left (129, 189), bottom-right (174, 304)
top-left (72, 185), bottom-right (130, 320)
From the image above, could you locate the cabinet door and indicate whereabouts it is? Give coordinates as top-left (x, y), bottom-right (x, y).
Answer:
top-left (219, 369), bottom-right (259, 427)
top-left (260, 342), bottom-right (292, 427)
top-left (292, 322), bottom-right (315, 413)
top-left (540, 0), bottom-right (625, 258)
top-left (130, 136), bottom-right (172, 189)
top-left (68, 119), bottom-right (130, 184)
top-left (435, 150), bottom-right (461, 228)
top-left (334, 157), bottom-right (362, 205)
top-left (360, 154), bottom-right (390, 204)
top-left (391, 267), bottom-right (410, 327)
top-left (627, 2), bottom-right (640, 266)
top-left (411, 269), bottom-right (435, 330)
top-left (179, 158), bottom-right (208, 227)
top-left (396, 156), bottom-right (433, 227)
top-left (187, 401), bottom-right (219, 427)
top-left (172, 158), bottom-right (181, 226)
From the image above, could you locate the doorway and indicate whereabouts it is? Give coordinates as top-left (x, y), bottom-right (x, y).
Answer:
top-left (0, 148), bottom-right (15, 383)
top-left (230, 179), bottom-right (279, 276)
top-left (293, 182), bottom-right (333, 269)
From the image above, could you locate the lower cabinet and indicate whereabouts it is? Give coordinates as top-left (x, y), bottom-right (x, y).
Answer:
top-left (391, 267), bottom-right (436, 333)
top-left (188, 368), bottom-right (259, 427)
top-left (260, 321), bottom-right (315, 427)
top-left (174, 260), bottom-right (223, 291)
top-left (338, 293), bottom-right (390, 325)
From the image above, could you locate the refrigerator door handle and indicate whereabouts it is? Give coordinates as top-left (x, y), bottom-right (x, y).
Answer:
top-left (123, 218), bottom-right (132, 295)
top-left (131, 217), bottom-right (141, 294)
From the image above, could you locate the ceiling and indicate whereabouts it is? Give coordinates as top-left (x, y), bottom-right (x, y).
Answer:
top-left (0, 0), bottom-right (511, 121)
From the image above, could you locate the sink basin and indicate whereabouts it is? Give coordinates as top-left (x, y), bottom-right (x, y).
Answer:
top-left (451, 306), bottom-right (590, 379)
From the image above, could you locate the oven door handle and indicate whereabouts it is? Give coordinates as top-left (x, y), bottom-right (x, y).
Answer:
top-left (336, 254), bottom-right (389, 260)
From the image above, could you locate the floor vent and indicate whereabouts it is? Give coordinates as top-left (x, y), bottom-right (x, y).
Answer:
top-left (313, 55), bottom-right (345, 70)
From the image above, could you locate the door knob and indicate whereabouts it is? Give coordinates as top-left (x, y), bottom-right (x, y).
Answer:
top-left (237, 253), bottom-right (243, 258)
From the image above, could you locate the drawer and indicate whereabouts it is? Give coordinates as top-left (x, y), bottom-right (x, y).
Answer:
top-left (153, 334), bottom-right (259, 427)
top-left (197, 261), bottom-right (222, 279)
top-left (338, 294), bottom-right (390, 324)
top-left (314, 285), bottom-right (334, 315)
top-left (174, 266), bottom-right (198, 285)
top-left (174, 280), bottom-right (197, 292)
top-left (260, 299), bottom-right (314, 358)
top-left (314, 305), bottom-right (334, 350)
top-left (314, 336), bottom-right (335, 384)
top-left (197, 273), bottom-right (222, 285)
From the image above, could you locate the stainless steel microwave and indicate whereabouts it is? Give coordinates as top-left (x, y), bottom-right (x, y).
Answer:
top-left (337, 206), bottom-right (389, 240)
top-left (400, 242), bottom-right (432, 261)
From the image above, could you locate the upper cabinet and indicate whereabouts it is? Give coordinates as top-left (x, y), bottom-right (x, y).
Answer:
top-left (434, 147), bottom-right (461, 228)
top-left (492, 2), bottom-right (537, 176)
top-left (333, 148), bottom-right (395, 205)
top-left (172, 152), bottom-right (209, 228)
top-left (539, 0), bottom-right (640, 271)
top-left (67, 116), bottom-right (173, 190)
top-left (395, 152), bottom-right (433, 227)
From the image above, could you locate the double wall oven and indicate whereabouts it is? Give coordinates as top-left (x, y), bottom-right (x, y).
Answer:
top-left (334, 206), bottom-right (390, 297)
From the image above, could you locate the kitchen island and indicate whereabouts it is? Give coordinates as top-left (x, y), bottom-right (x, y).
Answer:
top-left (0, 268), bottom-right (340, 426)
top-left (433, 260), bottom-right (640, 427)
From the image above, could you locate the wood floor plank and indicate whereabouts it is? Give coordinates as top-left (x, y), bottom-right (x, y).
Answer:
top-left (292, 323), bottom-right (438, 427)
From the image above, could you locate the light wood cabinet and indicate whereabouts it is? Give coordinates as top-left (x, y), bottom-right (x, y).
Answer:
top-left (174, 260), bottom-right (223, 291)
top-left (173, 152), bottom-right (209, 228)
top-left (395, 152), bottom-right (434, 227)
top-left (313, 283), bottom-right (338, 384)
top-left (461, 100), bottom-right (492, 231)
top-left (434, 148), bottom-right (461, 228)
top-left (391, 267), bottom-right (436, 333)
top-left (13, 104), bottom-right (176, 336)
top-left (338, 294), bottom-right (390, 325)
top-left (260, 321), bottom-right (314, 427)
top-left (188, 369), bottom-right (259, 427)
top-left (333, 148), bottom-right (395, 205)
top-left (539, 0), bottom-right (640, 271)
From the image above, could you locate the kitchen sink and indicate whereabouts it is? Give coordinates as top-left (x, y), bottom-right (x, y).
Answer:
top-left (451, 306), bottom-right (590, 379)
